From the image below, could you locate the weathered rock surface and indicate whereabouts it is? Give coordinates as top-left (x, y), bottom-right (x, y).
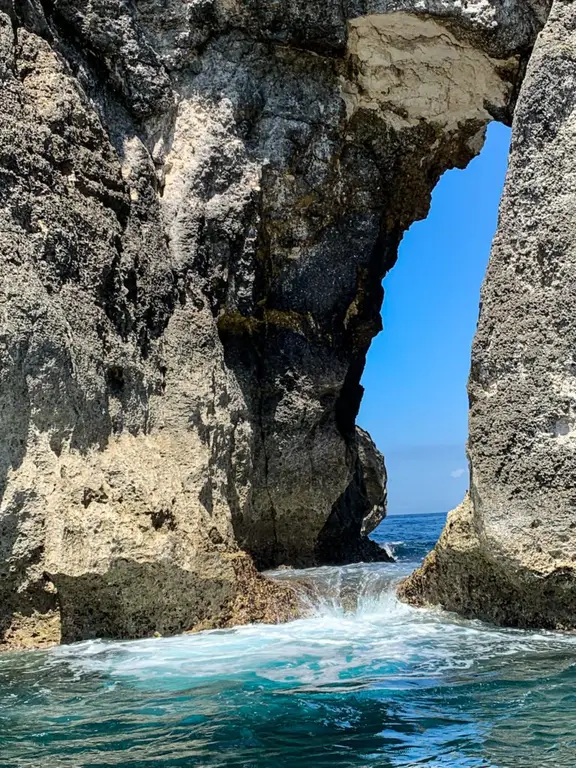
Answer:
top-left (0, 0), bottom-right (551, 646)
top-left (400, 0), bottom-right (576, 629)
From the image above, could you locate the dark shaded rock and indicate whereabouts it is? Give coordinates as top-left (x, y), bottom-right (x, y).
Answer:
top-left (315, 427), bottom-right (391, 565)
top-left (0, 0), bottom-right (553, 646)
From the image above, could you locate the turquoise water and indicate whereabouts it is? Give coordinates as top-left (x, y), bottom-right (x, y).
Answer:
top-left (2, 513), bottom-right (576, 767)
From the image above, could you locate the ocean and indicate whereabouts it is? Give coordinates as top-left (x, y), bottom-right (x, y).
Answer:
top-left (1, 512), bottom-right (576, 767)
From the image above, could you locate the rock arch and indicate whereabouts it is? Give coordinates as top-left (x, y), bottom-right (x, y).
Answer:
top-left (0, 0), bottom-right (553, 646)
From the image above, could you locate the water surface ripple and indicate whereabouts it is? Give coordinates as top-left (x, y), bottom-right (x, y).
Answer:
top-left (1, 513), bottom-right (575, 767)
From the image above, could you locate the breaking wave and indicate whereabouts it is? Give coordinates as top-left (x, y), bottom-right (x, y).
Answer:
top-left (2, 513), bottom-right (576, 767)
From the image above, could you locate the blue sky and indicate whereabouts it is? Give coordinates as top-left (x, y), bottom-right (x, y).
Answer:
top-left (358, 122), bottom-right (511, 515)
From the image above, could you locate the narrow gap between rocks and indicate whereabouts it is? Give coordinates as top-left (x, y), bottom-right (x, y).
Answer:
top-left (359, 122), bottom-right (512, 519)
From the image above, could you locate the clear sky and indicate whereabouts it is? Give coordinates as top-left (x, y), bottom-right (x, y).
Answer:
top-left (358, 121), bottom-right (511, 515)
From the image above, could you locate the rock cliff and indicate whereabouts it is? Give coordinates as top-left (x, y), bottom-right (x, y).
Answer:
top-left (0, 0), bottom-right (550, 647)
top-left (400, 0), bottom-right (576, 629)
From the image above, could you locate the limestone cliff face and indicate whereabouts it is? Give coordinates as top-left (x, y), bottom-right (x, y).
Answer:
top-left (0, 0), bottom-right (548, 647)
top-left (401, 0), bottom-right (576, 629)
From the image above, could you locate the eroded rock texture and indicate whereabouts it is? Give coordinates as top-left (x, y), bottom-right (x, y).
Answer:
top-left (0, 0), bottom-right (549, 646)
top-left (401, 0), bottom-right (576, 629)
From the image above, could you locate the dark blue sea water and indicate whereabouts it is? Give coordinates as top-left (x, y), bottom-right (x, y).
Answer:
top-left (2, 512), bottom-right (576, 768)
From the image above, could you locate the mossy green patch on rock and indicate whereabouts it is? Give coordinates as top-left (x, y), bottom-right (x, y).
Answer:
top-left (1, 611), bottom-right (61, 652)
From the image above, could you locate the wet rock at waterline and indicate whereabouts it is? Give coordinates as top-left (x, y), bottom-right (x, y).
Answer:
top-left (401, 0), bottom-right (576, 629)
top-left (0, 0), bottom-right (554, 648)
